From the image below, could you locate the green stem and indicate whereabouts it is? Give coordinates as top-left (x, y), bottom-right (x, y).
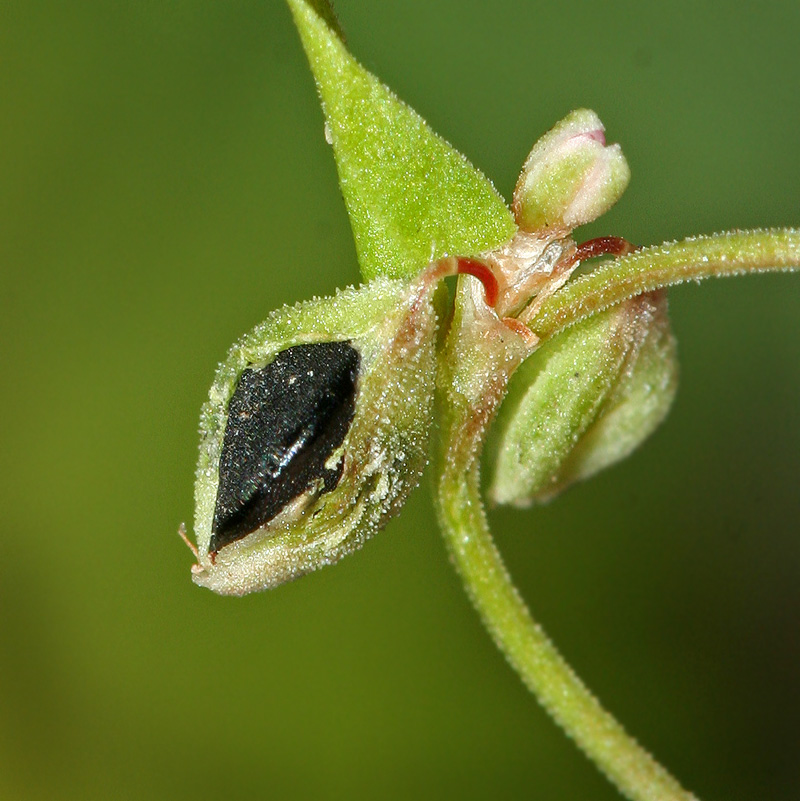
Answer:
top-left (529, 228), bottom-right (800, 341)
top-left (434, 269), bottom-right (706, 800)
top-left (435, 427), bottom-right (698, 801)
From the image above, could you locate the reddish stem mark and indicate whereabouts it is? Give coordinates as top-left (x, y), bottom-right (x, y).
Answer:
top-left (574, 235), bottom-right (636, 263)
top-left (456, 257), bottom-right (499, 307)
top-left (501, 317), bottom-right (539, 346)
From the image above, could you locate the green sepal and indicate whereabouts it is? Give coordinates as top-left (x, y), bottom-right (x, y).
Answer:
top-left (192, 277), bottom-right (438, 595)
top-left (488, 292), bottom-right (677, 506)
top-left (286, 0), bottom-right (516, 282)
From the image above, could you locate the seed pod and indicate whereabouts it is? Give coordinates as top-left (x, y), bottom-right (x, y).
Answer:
top-left (487, 291), bottom-right (677, 506)
top-left (209, 340), bottom-right (360, 555)
top-left (512, 109), bottom-right (630, 233)
top-left (191, 276), bottom-right (438, 595)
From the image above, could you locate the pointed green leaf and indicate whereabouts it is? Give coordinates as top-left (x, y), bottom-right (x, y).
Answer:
top-left (287, 0), bottom-right (516, 281)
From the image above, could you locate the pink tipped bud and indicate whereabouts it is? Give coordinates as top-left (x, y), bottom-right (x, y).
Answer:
top-left (512, 109), bottom-right (630, 233)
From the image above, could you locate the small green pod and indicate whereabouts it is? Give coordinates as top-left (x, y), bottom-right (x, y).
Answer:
top-left (191, 276), bottom-right (438, 595)
top-left (487, 291), bottom-right (677, 506)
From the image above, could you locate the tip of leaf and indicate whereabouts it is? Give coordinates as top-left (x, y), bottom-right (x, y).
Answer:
top-left (286, 0), bottom-right (516, 282)
top-left (287, 0), bottom-right (344, 41)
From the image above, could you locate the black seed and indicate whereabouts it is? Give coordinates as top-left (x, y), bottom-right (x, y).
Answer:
top-left (210, 341), bottom-right (360, 553)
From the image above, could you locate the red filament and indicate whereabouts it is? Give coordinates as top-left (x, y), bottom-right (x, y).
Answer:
top-left (455, 257), bottom-right (499, 307)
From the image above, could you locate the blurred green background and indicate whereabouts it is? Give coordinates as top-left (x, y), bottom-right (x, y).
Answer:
top-left (2, 1), bottom-right (799, 799)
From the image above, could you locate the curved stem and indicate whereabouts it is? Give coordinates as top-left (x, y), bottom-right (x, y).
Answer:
top-left (528, 228), bottom-right (800, 341)
top-left (434, 273), bottom-right (699, 800)
top-left (435, 433), bottom-right (698, 801)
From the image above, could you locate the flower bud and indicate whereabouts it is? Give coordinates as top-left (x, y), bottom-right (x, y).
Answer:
top-left (487, 291), bottom-right (677, 506)
top-left (512, 109), bottom-right (630, 233)
top-left (190, 276), bottom-right (439, 595)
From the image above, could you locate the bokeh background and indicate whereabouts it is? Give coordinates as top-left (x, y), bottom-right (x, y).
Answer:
top-left (2, 1), bottom-right (799, 799)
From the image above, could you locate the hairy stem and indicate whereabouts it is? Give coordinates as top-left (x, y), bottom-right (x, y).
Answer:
top-left (434, 273), bottom-right (703, 800)
top-left (529, 228), bottom-right (800, 341)
top-left (435, 412), bottom-right (699, 801)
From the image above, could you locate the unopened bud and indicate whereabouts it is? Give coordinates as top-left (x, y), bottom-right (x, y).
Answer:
top-left (488, 291), bottom-right (677, 506)
top-left (512, 109), bottom-right (630, 233)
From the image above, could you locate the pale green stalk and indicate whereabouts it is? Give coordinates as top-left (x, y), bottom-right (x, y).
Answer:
top-left (529, 229), bottom-right (800, 341)
top-left (435, 394), bottom-right (699, 801)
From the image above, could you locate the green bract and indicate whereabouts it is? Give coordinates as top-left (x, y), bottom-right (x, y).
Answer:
top-left (286, 0), bottom-right (516, 281)
top-left (488, 291), bottom-right (677, 506)
top-left (192, 276), bottom-right (438, 595)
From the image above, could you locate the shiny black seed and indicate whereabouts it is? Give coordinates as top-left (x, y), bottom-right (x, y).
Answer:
top-left (210, 341), bottom-right (360, 553)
